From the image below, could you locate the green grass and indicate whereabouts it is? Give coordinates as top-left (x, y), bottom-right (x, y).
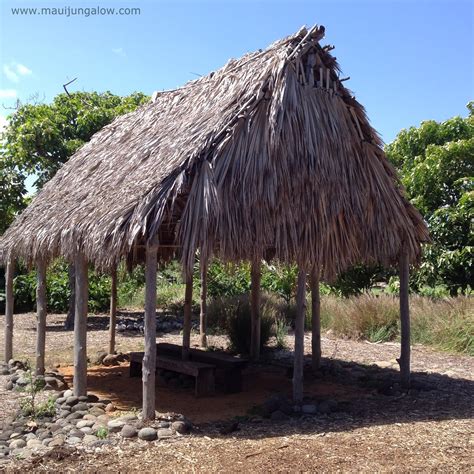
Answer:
top-left (311, 294), bottom-right (473, 355)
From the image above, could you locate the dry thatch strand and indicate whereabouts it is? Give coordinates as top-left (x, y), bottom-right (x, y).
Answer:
top-left (0, 25), bottom-right (429, 279)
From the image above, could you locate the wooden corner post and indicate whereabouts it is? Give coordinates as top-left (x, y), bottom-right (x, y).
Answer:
top-left (74, 252), bottom-right (89, 397)
top-left (310, 267), bottom-right (321, 372)
top-left (200, 260), bottom-right (208, 349)
top-left (4, 259), bottom-right (15, 363)
top-left (398, 247), bottom-right (411, 388)
top-left (250, 259), bottom-right (261, 361)
top-left (109, 266), bottom-right (118, 354)
top-left (182, 270), bottom-right (194, 360)
top-left (293, 268), bottom-right (307, 403)
top-left (35, 259), bottom-right (47, 375)
top-left (142, 240), bottom-right (158, 420)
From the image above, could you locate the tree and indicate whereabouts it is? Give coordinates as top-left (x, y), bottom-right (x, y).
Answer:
top-left (385, 102), bottom-right (473, 294)
top-left (1, 91), bottom-right (148, 189)
top-left (1, 90), bottom-right (149, 324)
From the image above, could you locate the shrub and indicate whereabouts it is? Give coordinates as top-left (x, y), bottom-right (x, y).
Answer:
top-left (207, 294), bottom-right (274, 353)
top-left (12, 260), bottom-right (111, 313)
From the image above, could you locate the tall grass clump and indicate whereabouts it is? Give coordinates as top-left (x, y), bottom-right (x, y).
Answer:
top-left (207, 293), bottom-right (276, 353)
top-left (316, 294), bottom-right (473, 355)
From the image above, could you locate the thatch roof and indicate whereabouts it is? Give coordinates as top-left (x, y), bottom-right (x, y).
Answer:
top-left (0, 26), bottom-right (429, 279)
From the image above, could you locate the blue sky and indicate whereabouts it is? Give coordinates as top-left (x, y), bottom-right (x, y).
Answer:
top-left (0, 0), bottom-right (473, 144)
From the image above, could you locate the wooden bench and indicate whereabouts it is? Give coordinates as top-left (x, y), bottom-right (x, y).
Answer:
top-left (156, 343), bottom-right (248, 393)
top-left (129, 352), bottom-right (215, 397)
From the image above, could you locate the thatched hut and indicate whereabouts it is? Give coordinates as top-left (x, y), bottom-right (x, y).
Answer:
top-left (0, 26), bottom-right (429, 419)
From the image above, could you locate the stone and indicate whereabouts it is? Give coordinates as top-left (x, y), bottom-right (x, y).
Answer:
top-left (69, 429), bottom-right (85, 439)
top-left (83, 414), bottom-right (97, 421)
top-left (67, 436), bottom-right (81, 445)
top-left (92, 351), bottom-right (107, 365)
top-left (9, 439), bottom-right (26, 449)
top-left (25, 433), bottom-right (37, 441)
top-left (118, 414), bottom-right (138, 422)
top-left (50, 422), bottom-right (64, 432)
top-left (37, 430), bottom-right (52, 441)
top-left (102, 354), bottom-right (120, 366)
top-left (107, 419), bottom-right (126, 432)
top-left (15, 376), bottom-right (29, 387)
top-left (138, 427), bottom-right (157, 441)
top-left (42, 438), bottom-right (53, 446)
top-left (105, 403), bottom-right (116, 413)
top-left (157, 428), bottom-right (173, 440)
top-left (26, 439), bottom-right (43, 448)
top-left (72, 402), bottom-right (89, 413)
top-left (49, 436), bottom-right (65, 447)
top-left (171, 421), bottom-right (190, 434)
top-left (301, 404), bottom-right (318, 414)
top-left (5, 381), bottom-right (13, 391)
top-left (319, 400), bottom-right (337, 414)
top-left (44, 376), bottom-right (58, 386)
top-left (120, 425), bottom-right (137, 438)
top-left (158, 421), bottom-right (171, 428)
top-left (83, 434), bottom-right (99, 445)
top-left (63, 389), bottom-right (73, 398)
top-left (77, 420), bottom-right (95, 429)
top-left (87, 394), bottom-right (99, 403)
top-left (65, 396), bottom-right (79, 406)
top-left (80, 427), bottom-right (94, 435)
top-left (66, 412), bottom-right (84, 421)
top-left (78, 395), bottom-right (89, 402)
top-left (11, 448), bottom-right (32, 459)
top-left (56, 397), bottom-right (66, 405)
top-left (89, 407), bottom-right (106, 417)
top-left (270, 410), bottom-right (289, 422)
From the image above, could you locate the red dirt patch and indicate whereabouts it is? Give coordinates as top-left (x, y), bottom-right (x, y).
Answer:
top-left (59, 364), bottom-right (363, 423)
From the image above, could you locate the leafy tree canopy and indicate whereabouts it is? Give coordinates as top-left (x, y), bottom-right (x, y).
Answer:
top-left (385, 102), bottom-right (473, 293)
top-left (0, 91), bottom-right (149, 233)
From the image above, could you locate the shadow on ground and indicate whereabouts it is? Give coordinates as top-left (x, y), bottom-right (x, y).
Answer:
top-left (59, 353), bottom-right (473, 439)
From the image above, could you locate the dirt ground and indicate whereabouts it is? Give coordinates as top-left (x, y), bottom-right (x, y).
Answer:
top-left (0, 312), bottom-right (473, 472)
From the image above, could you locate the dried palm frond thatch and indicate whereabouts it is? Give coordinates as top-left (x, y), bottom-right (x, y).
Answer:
top-left (0, 25), bottom-right (429, 279)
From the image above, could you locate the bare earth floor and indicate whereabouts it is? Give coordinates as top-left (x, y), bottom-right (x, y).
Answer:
top-left (0, 312), bottom-right (473, 472)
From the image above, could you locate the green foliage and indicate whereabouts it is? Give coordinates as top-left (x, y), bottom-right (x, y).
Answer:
top-left (0, 91), bottom-right (148, 237)
top-left (96, 426), bottom-right (108, 439)
top-left (318, 294), bottom-right (473, 355)
top-left (274, 318), bottom-right (289, 349)
top-left (385, 102), bottom-right (474, 294)
top-left (206, 261), bottom-right (251, 298)
top-left (13, 260), bottom-right (111, 313)
top-left (18, 369), bottom-right (56, 419)
top-left (207, 294), bottom-right (273, 354)
top-left (328, 265), bottom-right (389, 297)
top-left (2, 91), bottom-right (149, 188)
top-left (261, 264), bottom-right (298, 303)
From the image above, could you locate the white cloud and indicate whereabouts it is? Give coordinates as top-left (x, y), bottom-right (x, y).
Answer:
top-left (16, 63), bottom-right (32, 76)
top-left (0, 89), bottom-right (17, 98)
top-left (3, 65), bottom-right (18, 83)
top-left (3, 62), bottom-right (33, 83)
top-left (112, 47), bottom-right (126, 57)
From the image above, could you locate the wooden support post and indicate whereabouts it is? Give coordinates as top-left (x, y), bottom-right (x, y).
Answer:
top-left (398, 248), bottom-right (411, 388)
top-left (108, 267), bottom-right (117, 354)
top-left (73, 252), bottom-right (88, 397)
top-left (182, 273), bottom-right (193, 360)
top-left (64, 263), bottom-right (75, 330)
top-left (250, 259), bottom-right (261, 361)
top-left (4, 259), bottom-right (15, 363)
top-left (293, 268), bottom-right (307, 403)
top-left (35, 259), bottom-right (47, 376)
top-left (142, 241), bottom-right (158, 421)
top-left (310, 268), bottom-right (321, 372)
top-left (200, 261), bottom-right (208, 349)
